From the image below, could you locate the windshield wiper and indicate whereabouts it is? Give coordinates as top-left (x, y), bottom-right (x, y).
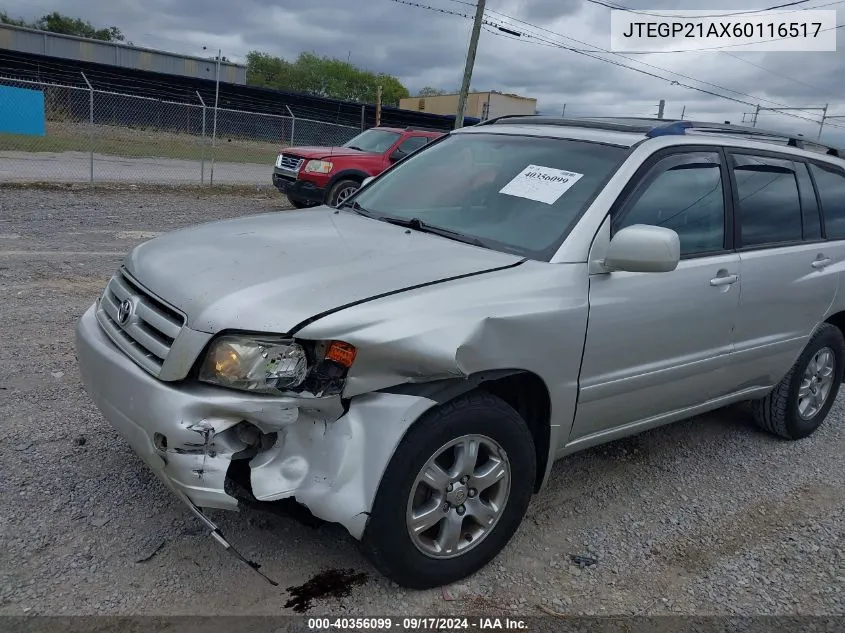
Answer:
top-left (338, 199), bottom-right (375, 217)
top-left (346, 145), bottom-right (364, 151)
top-left (380, 216), bottom-right (488, 248)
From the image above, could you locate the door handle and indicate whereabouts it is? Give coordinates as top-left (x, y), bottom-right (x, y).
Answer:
top-left (812, 257), bottom-right (832, 269)
top-left (710, 274), bottom-right (739, 287)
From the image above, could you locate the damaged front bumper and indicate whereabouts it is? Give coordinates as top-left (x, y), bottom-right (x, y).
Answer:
top-left (75, 303), bottom-right (437, 539)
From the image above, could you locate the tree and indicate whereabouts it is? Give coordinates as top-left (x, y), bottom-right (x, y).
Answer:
top-left (0, 11), bottom-right (27, 27)
top-left (416, 86), bottom-right (449, 97)
top-left (0, 11), bottom-right (125, 42)
top-left (35, 12), bottom-right (125, 41)
top-left (246, 50), bottom-right (410, 106)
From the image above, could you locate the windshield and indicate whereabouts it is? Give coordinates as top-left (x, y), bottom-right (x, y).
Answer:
top-left (342, 129), bottom-right (401, 153)
top-left (351, 132), bottom-right (628, 260)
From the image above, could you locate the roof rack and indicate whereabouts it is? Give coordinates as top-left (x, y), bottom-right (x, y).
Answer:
top-left (477, 114), bottom-right (844, 158)
top-left (478, 114), bottom-right (659, 133)
top-left (647, 120), bottom-right (843, 158)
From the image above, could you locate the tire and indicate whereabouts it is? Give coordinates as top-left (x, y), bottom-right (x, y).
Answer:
top-left (751, 323), bottom-right (845, 440)
top-left (286, 197), bottom-right (315, 209)
top-left (326, 179), bottom-right (360, 207)
top-left (360, 391), bottom-right (536, 589)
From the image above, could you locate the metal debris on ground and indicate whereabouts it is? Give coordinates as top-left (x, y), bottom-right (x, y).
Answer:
top-left (569, 554), bottom-right (598, 567)
top-left (537, 604), bottom-right (566, 617)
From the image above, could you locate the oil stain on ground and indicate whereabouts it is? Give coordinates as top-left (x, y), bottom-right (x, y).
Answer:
top-left (284, 568), bottom-right (369, 613)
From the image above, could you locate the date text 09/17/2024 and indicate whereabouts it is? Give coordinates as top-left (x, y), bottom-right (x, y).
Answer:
top-left (306, 617), bottom-right (529, 630)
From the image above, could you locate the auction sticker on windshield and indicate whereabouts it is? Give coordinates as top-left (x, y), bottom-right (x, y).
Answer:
top-left (499, 165), bottom-right (584, 205)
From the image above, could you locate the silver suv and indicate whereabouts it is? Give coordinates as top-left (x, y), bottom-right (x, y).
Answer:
top-left (75, 116), bottom-right (845, 589)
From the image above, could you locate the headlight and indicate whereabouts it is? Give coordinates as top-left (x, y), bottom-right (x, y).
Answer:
top-left (304, 159), bottom-right (333, 174)
top-left (198, 336), bottom-right (357, 396)
top-left (275, 154), bottom-right (284, 168)
top-left (199, 336), bottom-right (308, 393)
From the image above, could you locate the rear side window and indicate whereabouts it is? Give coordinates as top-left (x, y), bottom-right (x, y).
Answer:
top-left (398, 136), bottom-right (429, 154)
top-left (809, 163), bottom-right (845, 239)
top-left (732, 154), bottom-right (801, 247)
top-left (614, 151), bottom-right (725, 257)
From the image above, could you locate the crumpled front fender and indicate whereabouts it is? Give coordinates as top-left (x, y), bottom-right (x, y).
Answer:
top-left (250, 391), bottom-right (438, 539)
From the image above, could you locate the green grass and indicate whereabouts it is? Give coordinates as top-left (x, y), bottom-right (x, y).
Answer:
top-left (0, 121), bottom-right (282, 164)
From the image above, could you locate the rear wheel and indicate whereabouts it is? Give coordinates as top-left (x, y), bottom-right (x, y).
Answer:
top-left (361, 391), bottom-right (536, 589)
top-left (327, 179), bottom-right (360, 207)
top-left (751, 323), bottom-right (844, 440)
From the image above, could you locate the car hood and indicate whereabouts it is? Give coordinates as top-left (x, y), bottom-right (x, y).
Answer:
top-left (123, 208), bottom-right (524, 334)
top-left (285, 146), bottom-right (373, 159)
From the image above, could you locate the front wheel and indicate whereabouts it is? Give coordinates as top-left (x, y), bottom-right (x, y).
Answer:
top-left (751, 323), bottom-right (845, 440)
top-left (326, 179), bottom-right (360, 207)
top-left (361, 391), bottom-right (536, 589)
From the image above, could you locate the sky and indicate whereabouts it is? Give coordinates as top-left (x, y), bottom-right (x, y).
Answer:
top-left (4, 0), bottom-right (845, 144)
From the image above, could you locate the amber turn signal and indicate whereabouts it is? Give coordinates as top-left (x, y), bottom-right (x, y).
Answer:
top-left (325, 341), bottom-right (357, 367)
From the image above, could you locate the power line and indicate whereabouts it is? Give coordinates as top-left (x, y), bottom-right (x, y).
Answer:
top-left (721, 51), bottom-right (833, 95)
top-left (581, 0), bottom-right (814, 19)
top-left (710, 1), bottom-right (845, 99)
top-left (403, 0), bottom-right (845, 131)
top-left (479, 6), bottom-right (842, 125)
top-left (481, 24), bottom-right (558, 47)
top-left (483, 2), bottom-right (844, 56)
top-left (801, 0), bottom-right (845, 10)
top-left (390, 0), bottom-right (500, 26)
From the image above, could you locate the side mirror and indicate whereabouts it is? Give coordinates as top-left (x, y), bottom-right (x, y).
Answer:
top-left (389, 148), bottom-right (406, 162)
top-left (603, 224), bottom-right (680, 273)
top-left (362, 176), bottom-right (374, 187)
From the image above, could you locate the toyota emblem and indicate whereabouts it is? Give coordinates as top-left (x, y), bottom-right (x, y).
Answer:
top-left (117, 299), bottom-right (133, 325)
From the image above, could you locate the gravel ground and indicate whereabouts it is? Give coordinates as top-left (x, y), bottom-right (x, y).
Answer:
top-left (0, 186), bottom-right (843, 617)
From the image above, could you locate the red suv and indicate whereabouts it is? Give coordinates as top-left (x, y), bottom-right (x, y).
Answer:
top-left (272, 126), bottom-right (444, 208)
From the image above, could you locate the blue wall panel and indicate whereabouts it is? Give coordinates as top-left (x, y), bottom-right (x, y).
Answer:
top-left (0, 85), bottom-right (46, 136)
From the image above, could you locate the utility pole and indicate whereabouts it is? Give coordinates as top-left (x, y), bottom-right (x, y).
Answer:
top-left (455, 0), bottom-right (486, 129)
top-left (375, 85), bottom-right (383, 127)
top-left (818, 103), bottom-right (829, 140)
top-left (755, 105), bottom-right (827, 132)
top-left (656, 99), bottom-right (665, 120)
top-left (209, 48), bottom-right (221, 186)
top-left (821, 112), bottom-right (845, 139)
top-left (679, 105), bottom-right (686, 120)
top-left (752, 104), bottom-right (760, 127)
top-left (81, 72), bottom-right (94, 186)
top-left (561, 104), bottom-right (566, 117)
top-left (196, 90), bottom-right (206, 184)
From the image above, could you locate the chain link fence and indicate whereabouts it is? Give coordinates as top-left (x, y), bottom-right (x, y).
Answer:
top-left (0, 74), bottom-right (361, 186)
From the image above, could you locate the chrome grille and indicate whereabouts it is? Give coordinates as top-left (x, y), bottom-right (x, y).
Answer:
top-left (279, 154), bottom-right (304, 171)
top-left (95, 269), bottom-right (186, 377)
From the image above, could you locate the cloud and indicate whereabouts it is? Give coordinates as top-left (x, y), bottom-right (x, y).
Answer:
top-left (4, 0), bottom-right (844, 143)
